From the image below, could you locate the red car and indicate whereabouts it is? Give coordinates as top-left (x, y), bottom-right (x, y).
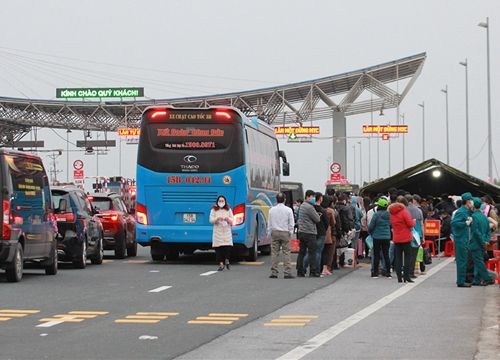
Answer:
top-left (88, 193), bottom-right (137, 258)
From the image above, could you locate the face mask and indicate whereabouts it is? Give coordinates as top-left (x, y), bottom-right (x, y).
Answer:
top-left (309, 198), bottom-right (316, 204)
top-left (218, 201), bottom-right (225, 208)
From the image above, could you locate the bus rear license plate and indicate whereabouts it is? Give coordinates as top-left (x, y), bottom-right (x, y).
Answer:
top-left (183, 213), bottom-right (196, 223)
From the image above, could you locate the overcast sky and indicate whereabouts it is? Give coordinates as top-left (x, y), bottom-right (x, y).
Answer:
top-left (1, 0), bottom-right (499, 192)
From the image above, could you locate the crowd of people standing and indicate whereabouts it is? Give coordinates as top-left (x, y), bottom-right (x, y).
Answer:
top-left (266, 188), bottom-right (499, 286)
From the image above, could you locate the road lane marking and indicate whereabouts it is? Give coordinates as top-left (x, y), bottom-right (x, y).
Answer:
top-left (149, 270), bottom-right (160, 273)
top-left (196, 317), bottom-right (240, 321)
top-left (136, 312), bottom-right (179, 316)
top-left (188, 320), bottom-right (233, 325)
top-left (68, 311), bottom-right (109, 315)
top-left (0, 310), bottom-right (41, 314)
top-left (200, 271), bottom-right (218, 276)
top-left (270, 319), bottom-right (312, 323)
top-left (102, 259), bottom-right (114, 264)
top-left (188, 313), bottom-right (248, 326)
top-left (125, 260), bottom-right (149, 264)
top-left (37, 311), bottom-right (109, 328)
top-left (0, 309), bottom-right (41, 322)
top-left (148, 286), bottom-right (172, 293)
top-left (264, 315), bottom-right (318, 327)
top-left (238, 261), bottom-right (265, 265)
top-left (276, 257), bottom-right (454, 360)
top-left (116, 319), bottom-right (160, 324)
top-left (115, 312), bottom-right (179, 324)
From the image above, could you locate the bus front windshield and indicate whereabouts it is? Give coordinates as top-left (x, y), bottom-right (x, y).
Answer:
top-left (138, 110), bottom-right (244, 174)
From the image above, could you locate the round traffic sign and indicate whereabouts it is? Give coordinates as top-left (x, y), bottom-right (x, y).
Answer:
top-left (73, 159), bottom-right (84, 170)
top-left (330, 162), bottom-right (341, 174)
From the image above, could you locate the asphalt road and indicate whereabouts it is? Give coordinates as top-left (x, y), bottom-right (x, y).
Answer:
top-left (0, 247), bottom-right (497, 360)
top-left (0, 246), bottom-right (354, 360)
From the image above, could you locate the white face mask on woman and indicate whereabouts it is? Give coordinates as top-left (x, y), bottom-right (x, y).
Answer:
top-left (218, 201), bottom-right (226, 208)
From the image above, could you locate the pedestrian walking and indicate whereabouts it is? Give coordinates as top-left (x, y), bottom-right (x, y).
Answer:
top-left (368, 197), bottom-right (392, 278)
top-left (335, 193), bottom-right (355, 267)
top-left (470, 197), bottom-right (494, 286)
top-left (268, 192), bottom-right (295, 279)
top-left (296, 190), bottom-right (321, 277)
top-left (451, 192), bottom-right (474, 287)
top-left (389, 196), bottom-right (416, 283)
top-left (209, 195), bottom-right (234, 271)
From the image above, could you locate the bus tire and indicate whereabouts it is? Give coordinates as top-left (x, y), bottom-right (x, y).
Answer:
top-left (151, 253), bottom-right (165, 262)
top-left (260, 244), bottom-right (271, 256)
top-left (246, 235), bottom-right (258, 262)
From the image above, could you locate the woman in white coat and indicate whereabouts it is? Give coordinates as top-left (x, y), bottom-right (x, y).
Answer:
top-left (209, 195), bottom-right (234, 271)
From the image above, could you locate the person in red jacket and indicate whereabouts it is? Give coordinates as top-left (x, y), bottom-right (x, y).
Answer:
top-left (389, 196), bottom-right (416, 283)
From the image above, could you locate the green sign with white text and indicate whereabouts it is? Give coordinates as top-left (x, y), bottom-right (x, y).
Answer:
top-left (56, 87), bottom-right (144, 99)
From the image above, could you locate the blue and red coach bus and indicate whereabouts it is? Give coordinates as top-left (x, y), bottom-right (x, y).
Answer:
top-left (135, 106), bottom-right (290, 261)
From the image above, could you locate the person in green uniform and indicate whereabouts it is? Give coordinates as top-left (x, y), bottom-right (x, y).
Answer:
top-left (470, 198), bottom-right (494, 286)
top-left (451, 192), bottom-right (473, 287)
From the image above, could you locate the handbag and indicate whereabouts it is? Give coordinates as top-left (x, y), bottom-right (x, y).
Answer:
top-left (365, 235), bottom-right (373, 249)
top-left (424, 248), bottom-right (432, 264)
top-left (411, 228), bottom-right (420, 248)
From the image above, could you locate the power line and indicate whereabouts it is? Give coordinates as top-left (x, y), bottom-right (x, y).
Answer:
top-left (0, 45), bottom-right (276, 85)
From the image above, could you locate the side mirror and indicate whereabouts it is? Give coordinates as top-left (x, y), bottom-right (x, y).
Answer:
top-left (278, 150), bottom-right (287, 162)
top-left (282, 162), bottom-right (290, 176)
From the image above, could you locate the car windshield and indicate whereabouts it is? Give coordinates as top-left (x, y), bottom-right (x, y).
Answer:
top-left (90, 198), bottom-right (112, 211)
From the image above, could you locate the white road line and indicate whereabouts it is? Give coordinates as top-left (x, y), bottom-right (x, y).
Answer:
top-left (148, 286), bottom-right (172, 293)
top-left (200, 271), bottom-right (218, 276)
top-left (276, 257), bottom-right (454, 360)
top-left (149, 270), bottom-right (160, 273)
top-left (37, 320), bottom-right (65, 328)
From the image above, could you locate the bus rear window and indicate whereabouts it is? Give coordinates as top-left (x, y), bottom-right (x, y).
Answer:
top-left (149, 124), bottom-right (234, 151)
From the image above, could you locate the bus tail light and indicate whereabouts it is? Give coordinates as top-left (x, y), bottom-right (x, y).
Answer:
top-left (2, 200), bottom-right (12, 240)
top-left (232, 204), bottom-right (245, 226)
top-left (149, 109), bottom-right (168, 121)
top-left (136, 202), bottom-right (148, 225)
top-left (214, 110), bottom-right (232, 120)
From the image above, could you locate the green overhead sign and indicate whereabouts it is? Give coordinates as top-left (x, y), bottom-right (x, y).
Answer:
top-left (56, 87), bottom-right (144, 99)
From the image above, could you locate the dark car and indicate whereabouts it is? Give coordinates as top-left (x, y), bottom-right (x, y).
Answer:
top-left (0, 149), bottom-right (58, 282)
top-left (88, 192), bottom-right (137, 258)
top-left (51, 186), bottom-right (104, 268)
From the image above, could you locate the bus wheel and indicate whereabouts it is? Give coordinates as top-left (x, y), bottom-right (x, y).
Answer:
top-left (246, 235), bottom-right (258, 262)
top-left (260, 245), bottom-right (271, 256)
top-left (151, 251), bottom-right (165, 262)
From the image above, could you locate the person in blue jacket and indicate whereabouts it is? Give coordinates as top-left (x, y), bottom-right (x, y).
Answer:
top-left (470, 197), bottom-right (494, 286)
top-left (368, 198), bottom-right (392, 278)
top-left (451, 192), bottom-right (474, 287)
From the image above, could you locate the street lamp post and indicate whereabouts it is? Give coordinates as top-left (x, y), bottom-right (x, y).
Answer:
top-left (66, 129), bottom-right (71, 182)
top-left (353, 144), bottom-right (357, 184)
top-left (441, 85), bottom-right (449, 164)
top-left (459, 59), bottom-right (470, 173)
top-left (358, 141), bottom-right (363, 185)
top-left (418, 102), bottom-right (425, 162)
top-left (401, 113), bottom-right (405, 169)
top-left (478, 17), bottom-right (493, 182)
